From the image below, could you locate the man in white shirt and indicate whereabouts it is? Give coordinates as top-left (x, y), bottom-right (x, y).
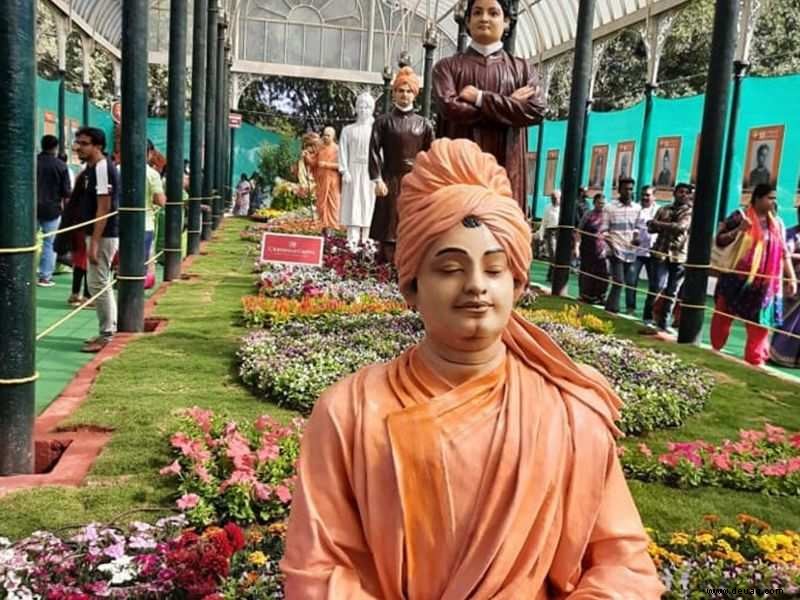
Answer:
top-left (633, 185), bottom-right (659, 314)
top-left (537, 190), bottom-right (561, 281)
top-left (601, 177), bottom-right (642, 314)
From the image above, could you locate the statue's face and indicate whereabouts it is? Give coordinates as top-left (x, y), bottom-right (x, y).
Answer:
top-left (393, 83), bottom-right (416, 108)
top-left (467, 0), bottom-right (508, 46)
top-left (355, 98), bottom-right (373, 119)
top-left (404, 220), bottom-right (519, 355)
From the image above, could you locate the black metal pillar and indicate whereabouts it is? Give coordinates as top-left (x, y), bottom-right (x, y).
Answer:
top-left (551, 0), bottom-right (595, 296)
top-left (678, 0), bottom-right (740, 345)
top-left (718, 60), bottom-right (749, 224)
top-left (164, 0), bottom-right (187, 281)
top-left (455, 13), bottom-right (469, 53)
top-left (118, 0), bottom-right (148, 333)
top-left (229, 125), bottom-right (237, 205)
top-left (213, 20), bottom-right (226, 229)
top-left (0, 0), bottom-right (36, 475)
top-left (188, 0), bottom-right (207, 255)
top-left (531, 122), bottom-right (545, 219)
top-left (58, 69), bottom-right (66, 156)
top-left (82, 82), bottom-right (91, 126)
top-left (421, 31), bottom-right (437, 119)
top-left (636, 84), bottom-right (657, 193)
top-left (223, 50), bottom-right (233, 213)
top-left (382, 67), bottom-right (392, 113)
top-left (202, 3), bottom-right (218, 240)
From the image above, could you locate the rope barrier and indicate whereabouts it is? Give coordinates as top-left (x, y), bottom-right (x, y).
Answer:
top-left (35, 279), bottom-right (116, 342)
top-left (118, 207), bottom-right (149, 212)
top-left (163, 248), bottom-right (183, 253)
top-left (116, 275), bottom-right (147, 281)
top-left (0, 372), bottom-right (39, 386)
top-left (0, 243), bottom-right (41, 254)
top-left (145, 250), bottom-right (164, 266)
top-left (569, 226), bottom-right (799, 285)
top-left (532, 256), bottom-right (800, 342)
top-left (40, 210), bottom-right (119, 239)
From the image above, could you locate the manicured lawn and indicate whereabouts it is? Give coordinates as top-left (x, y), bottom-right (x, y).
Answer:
top-left (0, 221), bottom-right (295, 539)
top-left (2, 219), bottom-right (798, 539)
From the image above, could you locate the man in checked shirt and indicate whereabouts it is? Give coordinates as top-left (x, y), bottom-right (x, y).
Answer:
top-left (601, 176), bottom-right (642, 314)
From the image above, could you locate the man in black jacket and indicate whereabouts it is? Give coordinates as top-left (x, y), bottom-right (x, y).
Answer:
top-left (37, 135), bottom-right (72, 286)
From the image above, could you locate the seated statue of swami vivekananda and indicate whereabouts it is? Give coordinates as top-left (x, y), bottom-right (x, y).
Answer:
top-left (281, 138), bottom-right (665, 600)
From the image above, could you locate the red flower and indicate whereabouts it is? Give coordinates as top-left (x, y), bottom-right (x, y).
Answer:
top-left (224, 522), bottom-right (246, 552)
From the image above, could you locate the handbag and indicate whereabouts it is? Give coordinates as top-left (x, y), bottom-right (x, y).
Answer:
top-left (711, 208), bottom-right (746, 273)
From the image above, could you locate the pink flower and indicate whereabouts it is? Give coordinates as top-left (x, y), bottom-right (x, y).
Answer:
top-left (253, 482), bottom-right (273, 501)
top-left (184, 440), bottom-right (211, 463)
top-left (185, 406), bottom-right (214, 433)
top-left (789, 433), bottom-right (800, 449)
top-left (786, 457), bottom-right (800, 474)
top-left (257, 441), bottom-right (280, 463)
top-left (659, 453), bottom-right (679, 468)
top-left (254, 415), bottom-right (278, 432)
top-left (275, 484), bottom-right (292, 503)
top-left (194, 464), bottom-right (212, 483)
top-left (177, 493), bottom-right (200, 510)
top-left (738, 461), bottom-right (756, 474)
top-left (761, 462), bottom-right (788, 477)
top-left (638, 443), bottom-right (652, 457)
top-left (710, 453), bottom-right (732, 472)
top-left (739, 429), bottom-right (766, 444)
top-left (159, 460), bottom-right (182, 476)
top-left (220, 469), bottom-right (256, 492)
top-left (764, 424), bottom-right (787, 444)
top-left (170, 432), bottom-right (193, 453)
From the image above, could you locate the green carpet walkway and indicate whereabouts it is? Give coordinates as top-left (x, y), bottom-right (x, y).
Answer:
top-left (35, 269), bottom-right (164, 414)
top-left (530, 259), bottom-right (799, 383)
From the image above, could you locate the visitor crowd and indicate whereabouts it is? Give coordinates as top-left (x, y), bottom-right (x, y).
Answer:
top-left (542, 176), bottom-right (800, 368)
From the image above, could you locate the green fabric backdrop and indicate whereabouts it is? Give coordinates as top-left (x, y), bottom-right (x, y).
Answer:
top-left (528, 73), bottom-right (800, 227)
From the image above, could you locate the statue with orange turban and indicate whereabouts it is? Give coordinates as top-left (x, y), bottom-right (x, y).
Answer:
top-left (433, 0), bottom-right (545, 213)
top-left (282, 139), bottom-right (664, 599)
top-left (304, 126), bottom-right (340, 230)
top-left (368, 66), bottom-right (434, 263)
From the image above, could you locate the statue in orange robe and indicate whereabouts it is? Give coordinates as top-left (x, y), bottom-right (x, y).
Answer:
top-left (282, 139), bottom-right (664, 599)
top-left (304, 126), bottom-right (341, 229)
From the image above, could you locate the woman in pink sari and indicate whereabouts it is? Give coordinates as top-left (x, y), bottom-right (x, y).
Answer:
top-left (711, 184), bottom-right (797, 365)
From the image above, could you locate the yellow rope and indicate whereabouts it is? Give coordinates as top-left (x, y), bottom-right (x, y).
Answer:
top-left (145, 251), bottom-right (165, 266)
top-left (36, 280), bottom-right (115, 342)
top-left (0, 372), bottom-right (39, 386)
top-left (163, 248), bottom-right (183, 253)
top-left (40, 210), bottom-right (120, 239)
top-left (116, 275), bottom-right (147, 281)
top-left (532, 257), bottom-right (800, 342)
top-left (0, 243), bottom-right (41, 254)
top-left (118, 207), bottom-right (149, 212)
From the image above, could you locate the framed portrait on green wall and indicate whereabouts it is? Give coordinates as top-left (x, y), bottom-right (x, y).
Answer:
top-left (526, 152), bottom-right (538, 197)
top-left (743, 125), bottom-right (784, 191)
top-left (544, 149), bottom-right (559, 196)
top-left (588, 145), bottom-right (609, 192)
top-left (653, 137), bottom-right (681, 192)
top-left (613, 141), bottom-right (635, 189)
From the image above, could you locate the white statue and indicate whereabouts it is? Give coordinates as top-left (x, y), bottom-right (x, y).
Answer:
top-left (339, 92), bottom-right (376, 249)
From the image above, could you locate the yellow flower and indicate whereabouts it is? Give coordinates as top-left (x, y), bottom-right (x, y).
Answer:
top-left (716, 539), bottom-right (733, 552)
top-left (694, 533), bottom-right (714, 546)
top-left (670, 532), bottom-right (690, 546)
top-left (725, 551), bottom-right (746, 565)
top-left (720, 527), bottom-right (741, 540)
top-left (248, 551), bottom-right (268, 566)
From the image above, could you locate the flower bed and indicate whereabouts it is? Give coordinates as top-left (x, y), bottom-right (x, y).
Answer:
top-left (648, 516), bottom-right (800, 597)
top-left (238, 311), bottom-right (712, 435)
top-left (0, 517), bottom-right (287, 599)
top-left (535, 322), bottom-right (713, 435)
top-left (241, 295), bottom-right (408, 327)
top-left (160, 407), bottom-right (303, 527)
top-left (521, 304), bottom-right (613, 335)
top-left (257, 263), bottom-right (404, 303)
top-left (238, 314), bottom-right (424, 413)
top-left (623, 424), bottom-right (800, 496)
top-left (249, 208), bottom-right (287, 223)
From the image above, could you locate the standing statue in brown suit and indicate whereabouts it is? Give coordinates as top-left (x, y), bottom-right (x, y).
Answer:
top-left (369, 67), bottom-right (434, 263)
top-left (433, 0), bottom-right (546, 212)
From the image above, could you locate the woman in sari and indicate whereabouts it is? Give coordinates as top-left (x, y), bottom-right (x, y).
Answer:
top-left (711, 184), bottom-right (797, 366)
top-left (769, 222), bottom-right (800, 367)
top-left (576, 192), bottom-right (609, 304)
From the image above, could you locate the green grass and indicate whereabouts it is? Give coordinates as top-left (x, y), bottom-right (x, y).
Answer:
top-left (534, 295), bottom-right (800, 531)
top-left (0, 220), bottom-right (295, 539)
top-left (2, 220), bottom-right (798, 538)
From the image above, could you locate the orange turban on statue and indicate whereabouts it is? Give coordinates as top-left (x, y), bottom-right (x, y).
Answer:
top-left (392, 66), bottom-right (421, 96)
top-left (395, 138), bottom-right (532, 292)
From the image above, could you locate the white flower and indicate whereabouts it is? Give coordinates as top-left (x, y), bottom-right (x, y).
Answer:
top-left (97, 555), bottom-right (137, 585)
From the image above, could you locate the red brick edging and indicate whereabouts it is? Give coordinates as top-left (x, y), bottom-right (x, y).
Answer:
top-left (0, 247), bottom-right (205, 495)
